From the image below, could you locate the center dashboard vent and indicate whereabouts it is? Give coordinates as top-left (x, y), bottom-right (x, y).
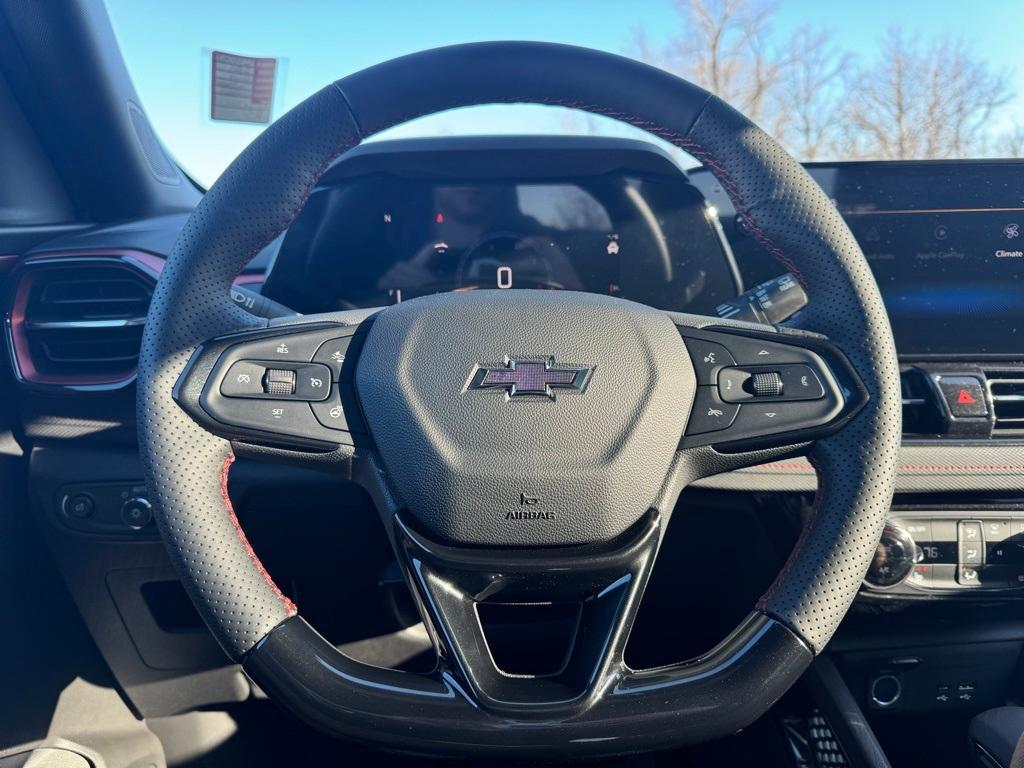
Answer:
top-left (986, 371), bottom-right (1024, 434)
top-left (900, 365), bottom-right (1024, 439)
top-left (9, 257), bottom-right (156, 387)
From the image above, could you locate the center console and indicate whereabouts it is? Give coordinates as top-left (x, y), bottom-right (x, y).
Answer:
top-left (864, 511), bottom-right (1024, 595)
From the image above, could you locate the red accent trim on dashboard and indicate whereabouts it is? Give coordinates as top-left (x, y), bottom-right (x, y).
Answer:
top-left (8, 249), bottom-right (161, 388)
top-left (7, 248), bottom-right (268, 390)
top-left (232, 273), bottom-right (265, 287)
top-left (21, 248), bottom-right (165, 276)
top-left (740, 459), bottom-right (1024, 475)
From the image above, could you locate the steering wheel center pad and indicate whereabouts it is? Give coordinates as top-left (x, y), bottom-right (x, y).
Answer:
top-left (357, 289), bottom-right (694, 546)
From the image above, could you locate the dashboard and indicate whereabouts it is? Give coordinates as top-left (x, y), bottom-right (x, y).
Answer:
top-left (8, 134), bottom-right (1024, 734)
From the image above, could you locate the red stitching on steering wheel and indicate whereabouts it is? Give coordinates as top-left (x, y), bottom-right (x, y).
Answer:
top-left (220, 453), bottom-right (296, 615)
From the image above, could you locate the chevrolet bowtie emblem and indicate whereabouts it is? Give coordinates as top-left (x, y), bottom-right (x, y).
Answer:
top-left (468, 358), bottom-right (592, 400)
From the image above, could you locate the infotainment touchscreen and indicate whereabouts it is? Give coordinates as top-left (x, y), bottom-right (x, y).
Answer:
top-left (806, 162), bottom-right (1024, 358)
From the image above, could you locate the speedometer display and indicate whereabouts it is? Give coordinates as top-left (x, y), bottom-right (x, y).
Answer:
top-left (375, 183), bottom-right (615, 301)
top-left (263, 141), bottom-right (739, 315)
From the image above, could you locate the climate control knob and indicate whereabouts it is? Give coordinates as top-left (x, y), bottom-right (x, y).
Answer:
top-left (865, 523), bottom-right (917, 588)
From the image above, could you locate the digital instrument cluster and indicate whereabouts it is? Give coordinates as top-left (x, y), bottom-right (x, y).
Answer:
top-left (262, 138), bottom-right (741, 316)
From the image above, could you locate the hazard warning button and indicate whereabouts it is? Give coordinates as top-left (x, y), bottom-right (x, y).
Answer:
top-left (934, 375), bottom-right (988, 418)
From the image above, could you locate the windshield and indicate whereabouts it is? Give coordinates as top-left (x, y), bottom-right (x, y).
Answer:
top-left (106, 0), bottom-right (1024, 187)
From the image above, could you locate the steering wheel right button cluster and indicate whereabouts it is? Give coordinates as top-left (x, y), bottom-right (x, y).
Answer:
top-left (679, 327), bottom-right (852, 448)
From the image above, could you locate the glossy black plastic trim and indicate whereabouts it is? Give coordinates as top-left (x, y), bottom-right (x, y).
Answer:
top-left (243, 611), bottom-right (811, 758)
top-left (393, 510), bottom-right (660, 709)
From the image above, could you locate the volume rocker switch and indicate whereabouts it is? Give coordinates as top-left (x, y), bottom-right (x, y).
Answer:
top-left (751, 371), bottom-right (784, 397)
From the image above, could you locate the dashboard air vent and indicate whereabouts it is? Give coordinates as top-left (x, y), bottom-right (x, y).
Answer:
top-left (987, 371), bottom-right (1024, 435)
top-left (11, 258), bottom-right (155, 386)
top-left (900, 367), bottom-right (943, 437)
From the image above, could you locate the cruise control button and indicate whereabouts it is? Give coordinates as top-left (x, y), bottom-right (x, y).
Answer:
top-left (313, 336), bottom-right (354, 381)
top-left (310, 386), bottom-right (351, 431)
top-left (211, 397), bottom-right (332, 442)
top-left (221, 361), bottom-right (266, 397)
top-left (684, 339), bottom-right (735, 385)
top-left (686, 389), bottom-right (739, 434)
top-left (230, 330), bottom-right (327, 363)
top-left (294, 364), bottom-right (332, 401)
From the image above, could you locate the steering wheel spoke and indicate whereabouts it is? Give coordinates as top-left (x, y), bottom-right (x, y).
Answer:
top-left (391, 510), bottom-right (660, 711)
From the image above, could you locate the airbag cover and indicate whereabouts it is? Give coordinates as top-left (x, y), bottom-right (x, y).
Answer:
top-left (355, 290), bottom-right (693, 545)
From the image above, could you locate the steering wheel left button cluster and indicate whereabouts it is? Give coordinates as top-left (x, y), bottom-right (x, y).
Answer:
top-left (188, 325), bottom-right (368, 448)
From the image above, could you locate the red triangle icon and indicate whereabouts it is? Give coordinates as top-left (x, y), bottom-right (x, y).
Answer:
top-left (957, 388), bottom-right (976, 405)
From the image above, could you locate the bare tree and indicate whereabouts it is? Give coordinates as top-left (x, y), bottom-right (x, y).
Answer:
top-left (996, 125), bottom-right (1024, 157)
top-left (768, 26), bottom-right (850, 160)
top-left (629, 3), bottom-right (1017, 161)
top-left (632, 0), bottom-right (782, 125)
top-left (840, 29), bottom-right (1009, 159)
top-left (630, 0), bottom-right (845, 157)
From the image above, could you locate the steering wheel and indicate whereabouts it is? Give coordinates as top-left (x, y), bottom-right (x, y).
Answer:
top-left (137, 42), bottom-right (900, 758)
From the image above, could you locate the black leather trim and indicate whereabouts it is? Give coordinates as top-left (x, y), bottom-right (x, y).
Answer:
top-left (681, 100), bottom-right (900, 652)
top-left (335, 41), bottom-right (712, 141)
top-left (136, 84), bottom-right (362, 658)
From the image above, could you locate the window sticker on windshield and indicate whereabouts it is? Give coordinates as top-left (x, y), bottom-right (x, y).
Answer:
top-left (210, 50), bottom-right (277, 124)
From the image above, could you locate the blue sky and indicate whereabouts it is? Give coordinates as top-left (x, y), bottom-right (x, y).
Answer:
top-left (105, 0), bottom-right (1024, 186)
